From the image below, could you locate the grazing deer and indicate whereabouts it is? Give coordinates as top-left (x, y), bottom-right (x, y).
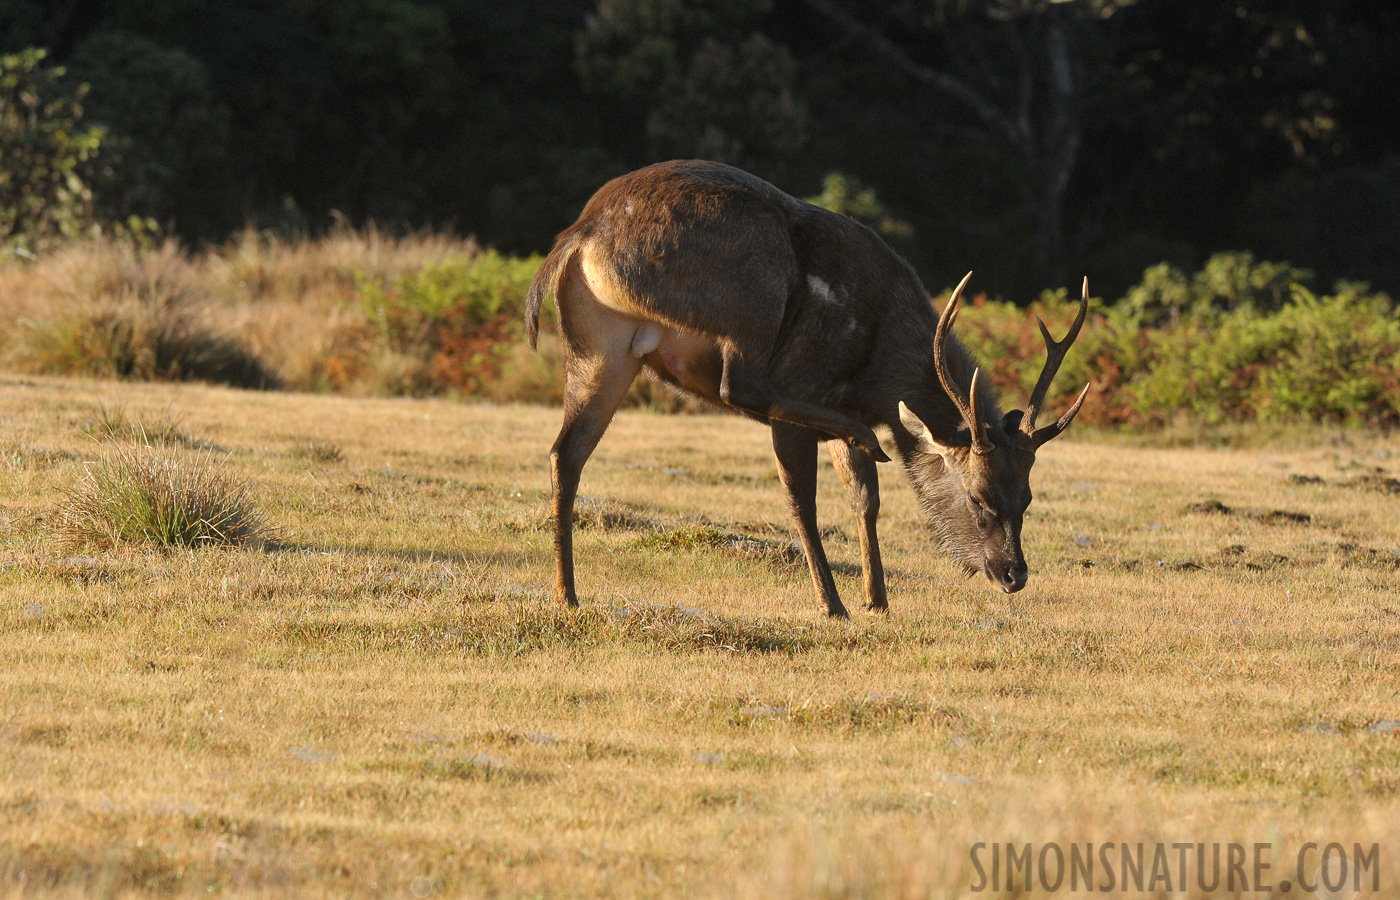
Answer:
top-left (526, 160), bottom-right (1089, 617)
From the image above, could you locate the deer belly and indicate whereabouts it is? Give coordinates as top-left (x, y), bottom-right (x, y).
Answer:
top-left (641, 327), bottom-right (722, 397)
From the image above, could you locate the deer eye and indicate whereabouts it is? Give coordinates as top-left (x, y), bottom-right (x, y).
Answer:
top-left (968, 493), bottom-right (993, 529)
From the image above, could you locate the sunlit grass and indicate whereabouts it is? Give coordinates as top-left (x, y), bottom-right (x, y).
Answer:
top-left (1, 374), bottom-right (1397, 898)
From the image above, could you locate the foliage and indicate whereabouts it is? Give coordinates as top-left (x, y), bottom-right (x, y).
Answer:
top-left (1117, 252), bottom-right (1312, 327)
top-left (1119, 285), bottom-right (1400, 427)
top-left (577, 0), bottom-right (805, 179)
top-left (355, 250), bottom-right (543, 394)
top-left (17, 302), bottom-right (273, 387)
top-left (64, 30), bottom-right (230, 237)
top-left (0, 4), bottom-right (1397, 301)
top-left (4, 233), bottom-right (1398, 429)
top-left (956, 254), bottom-right (1400, 429)
top-left (360, 250), bottom-right (540, 334)
top-left (805, 173), bottom-right (912, 240)
top-left (0, 48), bottom-right (104, 251)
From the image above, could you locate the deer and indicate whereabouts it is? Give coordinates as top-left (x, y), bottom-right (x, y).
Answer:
top-left (525, 160), bottom-right (1090, 618)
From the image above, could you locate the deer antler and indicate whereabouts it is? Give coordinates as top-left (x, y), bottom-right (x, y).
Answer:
top-left (933, 272), bottom-right (990, 453)
top-left (1022, 277), bottom-right (1091, 448)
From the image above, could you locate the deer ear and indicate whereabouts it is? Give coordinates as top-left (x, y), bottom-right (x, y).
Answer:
top-left (899, 401), bottom-right (959, 454)
top-left (1001, 409), bottom-right (1024, 436)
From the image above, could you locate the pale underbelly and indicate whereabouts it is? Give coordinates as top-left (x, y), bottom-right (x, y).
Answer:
top-left (629, 322), bottom-right (723, 399)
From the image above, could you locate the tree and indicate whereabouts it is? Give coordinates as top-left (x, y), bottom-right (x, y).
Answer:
top-left (801, 0), bottom-right (1128, 288)
top-left (577, 0), bottom-right (809, 181)
top-left (65, 30), bottom-right (230, 235)
top-left (0, 47), bottom-right (103, 251)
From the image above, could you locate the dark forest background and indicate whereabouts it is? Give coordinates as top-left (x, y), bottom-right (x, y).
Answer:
top-left (4, 0), bottom-right (1399, 300)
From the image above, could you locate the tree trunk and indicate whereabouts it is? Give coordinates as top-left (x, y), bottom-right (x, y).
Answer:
top-left (1027, 7), bottom-right (1080, 289)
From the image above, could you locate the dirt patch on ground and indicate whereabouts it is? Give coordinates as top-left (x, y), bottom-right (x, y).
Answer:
top-left (1347, 470), bottom-right (1400, 495)
top-left (1185, 499), bottom-right (1312, 524)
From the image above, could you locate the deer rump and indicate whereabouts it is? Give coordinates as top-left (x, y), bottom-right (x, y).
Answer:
top-left (527, 160), bottom-right (904, 425)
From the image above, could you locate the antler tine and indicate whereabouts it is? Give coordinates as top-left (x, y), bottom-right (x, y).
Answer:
top-left (1021, 276), bottom-right (1090, 435)
top-left (933, 272), bottom-right (988, 452)
top-left (968, 367), bottom-right (987, 449)
top-left (1032, 381), bottom-right (1091, 448)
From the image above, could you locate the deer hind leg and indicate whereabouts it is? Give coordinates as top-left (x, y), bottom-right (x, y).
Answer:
top-left (828, 439), bottom-right (888, 613)
top-left (719, 343), bottom-right (891, 463)
top-left (771, 422), bottom-right (849, 619)
top-left (550, 265), bottom-right (646, 606)
top-left (550, 351), bottom-right (642, 606)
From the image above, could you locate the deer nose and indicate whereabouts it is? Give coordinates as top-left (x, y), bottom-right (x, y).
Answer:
top-left (997, 566), bottom-right (1028, 594)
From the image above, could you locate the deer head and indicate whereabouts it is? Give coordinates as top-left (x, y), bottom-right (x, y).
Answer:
top-left (899, 273), bottom-right (1090, 594)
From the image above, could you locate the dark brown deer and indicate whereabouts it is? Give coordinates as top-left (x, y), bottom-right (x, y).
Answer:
top-left (526, 160), bottom-right (1089, 618)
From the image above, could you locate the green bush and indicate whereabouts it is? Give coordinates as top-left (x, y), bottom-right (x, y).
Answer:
top-left (8, 234), bottom-right (1396, 428)
top-left (352, 249), bottom-right (542, 394)
top-left (0, 48), bottom-right (105, 251)
top-left (956, 254), bottom-right (1400, 429)
top-left (1123, 284), bottom-right (1400, 426)
top-left (1118, 252), bottom-right (1312, 327)
top-left (358, 249), bottom-right (541, 343)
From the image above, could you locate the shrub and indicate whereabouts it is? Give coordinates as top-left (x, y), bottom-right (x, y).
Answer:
top-left (1123, 284), bottom-right (1400, 426)
top-left (18, 302), bottom-right (274, 386)
top-left (1117, 252), bottom-right (1311, 327)
top-left (0, 48), bottom-right (105, 251)
top-left (5, 232), bottom-right (1397, 429)
top-left (954, 255), bottom-right (1400, 429)
top-left (806, 173), bottom-right (912, 240)
top-left (59, 442), bottom-right (267, 549)
top-left (356, 249), bottom-right (543, 394)
top-left (7, 237), bottom-right (276, 387)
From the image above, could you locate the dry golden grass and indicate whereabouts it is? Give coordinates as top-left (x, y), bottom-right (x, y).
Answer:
top-left (0, 229), bottom-right (488, 396)
top-left (2, 374), bottom-right (1399, 898)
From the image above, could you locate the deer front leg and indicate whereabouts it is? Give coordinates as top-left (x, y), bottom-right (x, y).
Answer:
top-left (771, 423), bottom-right (849, 619)
top-left (720, 345), bottom-right (891, 463)
top-left (828, 438), bottom-right (888, 613)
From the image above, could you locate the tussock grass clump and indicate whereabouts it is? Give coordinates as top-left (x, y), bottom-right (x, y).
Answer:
top-left (8, 239), bottom-right (275, 387)
top-left (16, 291), bottom-right (275, 388)
top-left (59, 443), bottom-right (267, 549)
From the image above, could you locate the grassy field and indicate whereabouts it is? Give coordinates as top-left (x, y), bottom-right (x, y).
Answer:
top-left (2, 373), bottom-right (1399, 898)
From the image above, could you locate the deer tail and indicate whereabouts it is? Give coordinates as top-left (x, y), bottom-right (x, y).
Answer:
top-left (525, 229), bottom-right (580, 350)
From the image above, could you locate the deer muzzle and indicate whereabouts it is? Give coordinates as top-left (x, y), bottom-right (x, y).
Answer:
top-left (987, 562), bottom-right (1029, 594)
